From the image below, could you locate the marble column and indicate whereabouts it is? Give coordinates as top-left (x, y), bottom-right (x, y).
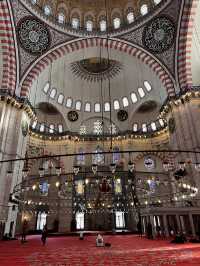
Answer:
top-left (163, 214), bottom-right (169, 237)
top-left (175, 214), bottom-right (181, 232)
top-left (0, 103), bottom-right (31, 237)
top-left (189, 213), bottom-right (196, 237)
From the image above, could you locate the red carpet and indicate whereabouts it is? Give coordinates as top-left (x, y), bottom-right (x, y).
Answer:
top-left (0, 235), bottom-right (200, 265)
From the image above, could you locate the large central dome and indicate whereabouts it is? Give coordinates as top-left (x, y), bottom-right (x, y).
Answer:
top-left (27, 0), bottom-right (164, 34)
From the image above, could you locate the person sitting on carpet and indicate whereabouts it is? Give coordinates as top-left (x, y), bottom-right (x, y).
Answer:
top-left (21, 219), bottom-right (28, 243)
top-left (96, 234), bottom-right (104, 247)
top-left (41, 225), bottom-right (48, 245)
top-left (171, 231), bottom-right (186, 244)
top-left (79, 232), bottom-right (84, 240)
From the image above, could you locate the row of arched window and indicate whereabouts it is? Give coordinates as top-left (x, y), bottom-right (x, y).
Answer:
top-left (31, 0), bottom-right (162, 32)
top-left (31, 121), bottom-right (64, 134)
top-left (132, 119), bottom-right (166, 133)
top-left (76, 146), bottom-right (120, 165)
top-left (43, 81), bottom-right (152, 112)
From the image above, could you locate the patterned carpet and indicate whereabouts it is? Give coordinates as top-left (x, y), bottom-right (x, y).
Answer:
top-left (0, 235), bottom-right (200, 265)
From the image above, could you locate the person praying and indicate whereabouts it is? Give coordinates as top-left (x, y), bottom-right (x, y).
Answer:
top-left (96, 233), bottom-right (104, 247)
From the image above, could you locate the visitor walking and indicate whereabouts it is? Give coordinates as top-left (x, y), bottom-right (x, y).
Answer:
top-left (21, 219), bottom-right (28, 243)
top-left (41, 225), bottom-right (48, 245)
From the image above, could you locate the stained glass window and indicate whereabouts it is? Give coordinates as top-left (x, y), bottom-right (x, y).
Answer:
top-left (76, 148), bottom-right (85, 165)
top-left (113, 147), bottom-right (120, 163)
top-left (114, 178), bottom-right (122, 194)
top-left (75, 180), bottom-right (84, 195)
top-left (92, 146), bottom-right (104, 165)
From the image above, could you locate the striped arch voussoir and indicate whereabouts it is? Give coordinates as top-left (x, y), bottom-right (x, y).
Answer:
top-left (21, 38), bottom-right (175, 97)
top-left (0, 0), bottom-right (16, 93)
top-left (178, 0), bottom-right (199, 89)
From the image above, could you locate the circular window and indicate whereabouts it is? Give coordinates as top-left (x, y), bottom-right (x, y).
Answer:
top-left (144, 157), bottom-right (155, 170)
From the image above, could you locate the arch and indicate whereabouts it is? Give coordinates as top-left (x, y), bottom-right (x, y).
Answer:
top-left (20, 38), bottom-right (175, 98)
top-left (177, 0), bottom-right (199, 89)
top-left (0, 0), bottom-right (17, 93)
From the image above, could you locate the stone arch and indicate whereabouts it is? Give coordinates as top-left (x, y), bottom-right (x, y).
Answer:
top-left (19, 38), bottom-right (175, 98)
top-left (177, 0), bottom-right (199, 89)
top-left (0, 0), bottom-right (17, 93)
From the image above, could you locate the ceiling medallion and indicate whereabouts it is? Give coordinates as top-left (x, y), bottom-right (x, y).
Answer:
top-left (70, 57), bottom-right (122, 83)
top-left (17, 16), bottom-right (51, 55)
top-left (68, 110), bottom-right (79, 122)
top-left (117, 110), bottom-right (128, 122)
top-left (142, 16), bottom-right (175, 54)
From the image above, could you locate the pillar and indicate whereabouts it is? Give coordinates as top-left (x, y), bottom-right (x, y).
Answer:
top-left (175, 215), bottom-right (181, 232)
top-left (149, 215), bottom-right (156, 239)
top-left (189, 213), bottom-right (196, 237)
top-left (0, 102), bottom-right (31, 237)
top-left (165, 95), bottom-right (200, 203)
top-left (163, 214), bottom-right (169, 237)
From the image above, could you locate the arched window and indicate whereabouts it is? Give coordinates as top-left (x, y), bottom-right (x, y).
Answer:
top-left (131, 92), bottom-right (138, 103)
top-left (142, 123), bottom-right (147, 133)
top-left (104, 102), bottom-right (110, 112)
top-left (39, 181), bottom-right (48, 194)
top-left (40, 123), bottom-right (45, 132)
top-left (113, 17), bottom-right (121, 29)
top-left (159, 119), bottom-right (165, 127)
top-left (80, 124), bottom-right (87, 135)
top-left (109, 123), bottom-right (117, 135)
top-left (140, 4), bottom-right (148, 15)
top-left (151, 122), bottom-right (157, 131)
top-left (72, 17), bottom-right (79, 29)
top-left (93, 120), bottom-right (103, 135)
top-left (36, 212), bottom-right (47, 230)
top-left (92, 146), bottom-right (104, 165)
top-left (138, 87), bottom-right (145, 98)
top-left (115, 211), bottom-right (125, 228)
top-left (75, 100), bottom-right (82, 111)
top-left (49, 124), bottom-right (54, 134)
top-left (32, 121), bottom-right (37, 129)
top-left (100, 20), bottom-right (106, 31)
top-left (122, 97), bottom-right (129, 107)
top-left (94, 103), bottom-right (101, 113)
top-left (75, 180), bottom-right (84, 194)
top-left (144, 81), bottom-right (152, 92)
top-left (114, 178), bottom-right (122, 194)
top-left (86, 20), bottom-right (93, 31)
top-left (127, 12), bottom-right (134, 24)
top-left (43, 82), bottom-right (50, 94)
top-left (66, 98), bottom-right (72, 108)
top-left (114, 100), bottom-right (120, 110)
top-left (154, 0), bottom-right (161, 4)
top-left (76, 148), bottom-right (85, 165)
top-left (133, 123), bottom-right (138, 132)
top-left (44, 5), bottom-right (51, 16)
top-left (85, 102), bottom-right (91, 112)
top-left (58, 13), bottom-right (65, 24)
top-left (113, 146), bottom-right (120, 163)
top-left (57, 94), bottom-right (64, 104)
top-left (50, 88), bottom-right (57, 99)
top-left (76, 212), bottom-right (84, 230)
top-left (58, 124), bottom-right (63, 133)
